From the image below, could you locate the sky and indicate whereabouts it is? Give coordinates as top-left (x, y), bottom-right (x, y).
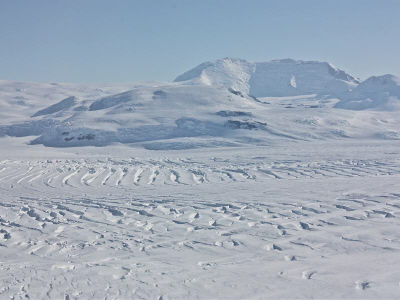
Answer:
top-left (0, 0), bottom-right (399, 83)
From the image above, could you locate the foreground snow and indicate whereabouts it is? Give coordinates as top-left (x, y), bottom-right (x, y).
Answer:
top-left (0, 140), bottom-right (400, 299)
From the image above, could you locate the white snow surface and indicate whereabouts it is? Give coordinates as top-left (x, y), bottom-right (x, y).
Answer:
top-left (174, 57), bottom-right (360, 97)
top-left (1, 139), bottom-right (400, 299)
top-left (1, 63), bottom-right (400, 299)
top-left (335, 74), bottom-right (400, 110)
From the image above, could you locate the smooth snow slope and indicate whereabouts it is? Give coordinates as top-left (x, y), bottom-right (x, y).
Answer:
top-left (335, 74), bottom-right (400, 110)
top-left (174, 57), bottom-right (360, 97)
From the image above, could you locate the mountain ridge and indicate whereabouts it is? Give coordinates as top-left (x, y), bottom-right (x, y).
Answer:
top-left (335, 74), bottom-right (400, 110)
top-left (174, 57), bottom-right (360, 97)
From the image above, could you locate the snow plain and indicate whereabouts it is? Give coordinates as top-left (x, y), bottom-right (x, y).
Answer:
top-left (1, 59), bottom-right (400, 299)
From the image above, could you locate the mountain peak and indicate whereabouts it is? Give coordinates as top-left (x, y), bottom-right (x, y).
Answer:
top-left (363, 74), bottom-right (400, 85)
top-left (335, 74), bottom-right (400, 110)
top-left (174, 58), bottom-right (360, 97)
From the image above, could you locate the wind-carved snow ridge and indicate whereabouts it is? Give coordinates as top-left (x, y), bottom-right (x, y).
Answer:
top-left (32, 96), bottom-right (77, 117)
top-left (174, 57), bottom-right (360, 97)
top-left (0, 150), bottom-right (400, 299)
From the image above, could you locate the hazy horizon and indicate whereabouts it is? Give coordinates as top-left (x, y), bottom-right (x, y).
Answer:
top-left (1, 0), bottom-right (399, 83)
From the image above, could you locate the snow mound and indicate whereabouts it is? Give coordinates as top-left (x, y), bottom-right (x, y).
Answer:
top-left (335, 75), bottom-right (400, 110)
top-left (174, 58), bottom-right (360, 97)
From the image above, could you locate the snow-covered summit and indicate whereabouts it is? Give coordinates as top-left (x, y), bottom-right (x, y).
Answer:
top-left (174, 58), bottom-right (255, 95)
top-left (174, 57), bottom-right (360, 97)
top-left (335, 74), bottom-right (400, 110)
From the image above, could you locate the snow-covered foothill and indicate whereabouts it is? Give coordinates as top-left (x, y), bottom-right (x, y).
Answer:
top-left (335, 74), bottom-right (400, 110)
top-left (30, 85), bottom-right (263, 147)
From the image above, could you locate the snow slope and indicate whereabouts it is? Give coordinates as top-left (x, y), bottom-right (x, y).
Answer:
top-left (335, 74), bottom-right (400, 110)
top-left (174, 57), bottom-right (360, 97)
top-left (32, 96), bottom-right (78, 117)
top-left (0, 80), bottom-right (167, 124)
top-left (0, 80), bottom-right (167, 140)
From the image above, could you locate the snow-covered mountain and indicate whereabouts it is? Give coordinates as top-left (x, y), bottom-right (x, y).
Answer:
top-left (335, 74), bottom-right (400, 110)
top-left (2, 59), bottom-right (400, 148)
top-left (174, 58), bottom-right (360, 97)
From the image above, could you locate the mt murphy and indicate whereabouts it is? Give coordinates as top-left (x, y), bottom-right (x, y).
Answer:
top-left (174, 57), bottom-right (361, 97)
top-left (1, 58), bottom-right (400, 148)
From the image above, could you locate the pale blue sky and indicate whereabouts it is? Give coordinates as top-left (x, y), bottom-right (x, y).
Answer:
top-left (0, 0), bottom-right (399, 82)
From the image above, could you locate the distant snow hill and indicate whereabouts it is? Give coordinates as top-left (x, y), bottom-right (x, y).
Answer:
top-left (29, 85), bottom-right (266, 147)
top-left (174, 57), bottom-right (360, 97)
top-left (1, 58), bottom-right (400, 148)
top-left (335, 74), bottom-right (400, 111)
